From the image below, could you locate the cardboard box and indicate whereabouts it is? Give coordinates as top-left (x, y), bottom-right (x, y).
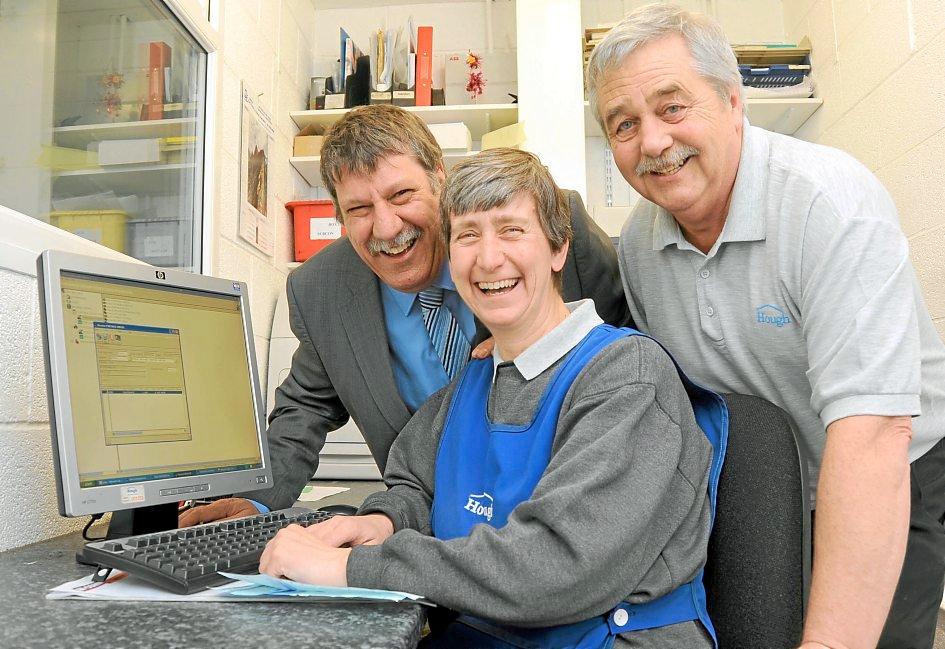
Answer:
top-left (294, 135), bottom-right (324, 157)
top-left (97, 138), bottom-right (161, 166)
top-left (482, 122), bottom-right (526, 150)
top-left (293, 123), bottom-right (325, 157)
top-left (427, 122), bottom-right (472, 153)
top-left (324, 93), bottom-right (345, 109)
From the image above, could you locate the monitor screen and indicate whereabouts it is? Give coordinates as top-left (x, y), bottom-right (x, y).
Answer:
top-left (39, 251), bottom-right (272, 517)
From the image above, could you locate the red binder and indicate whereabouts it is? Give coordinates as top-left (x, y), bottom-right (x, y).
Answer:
top-left (415, 26), bottom-right (433, 106)
top-left (146, 41), bottom-right (171, 120)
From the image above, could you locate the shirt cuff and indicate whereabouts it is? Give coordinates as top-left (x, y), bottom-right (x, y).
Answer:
top-left (820, 393), bottom-right (921, 429)
top-left (247, 499), bottom-right (269, 514)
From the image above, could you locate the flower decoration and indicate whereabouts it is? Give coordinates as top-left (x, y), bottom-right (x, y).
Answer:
top-left (465, 51), bottom-right (485, 100)
top-left (98, 72), bottom-right (125, 118)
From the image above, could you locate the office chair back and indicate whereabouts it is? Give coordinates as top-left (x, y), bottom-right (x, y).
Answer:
top-left (704, 393), bottom-right (811, 649)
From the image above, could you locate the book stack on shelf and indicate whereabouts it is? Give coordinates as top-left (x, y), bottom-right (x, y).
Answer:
top-left (734, 38), bottom-right (814, 99)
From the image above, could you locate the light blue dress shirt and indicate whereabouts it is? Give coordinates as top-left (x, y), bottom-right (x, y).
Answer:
top-left (380, 262), bottom-right (476, 412)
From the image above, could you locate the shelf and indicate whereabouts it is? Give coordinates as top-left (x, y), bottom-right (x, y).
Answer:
top-left (51, 163), bottom-right (196, 195)
top-left (583, 97), bottom-right (823, 136)
top-left (53, 118), bottom-right (199, 149)
top-left (290, 104), bottom-right (518, 142)
top-left (741, 98), bottom-right (822, 135)
top-left (291, 150), bottom-right (475, 187)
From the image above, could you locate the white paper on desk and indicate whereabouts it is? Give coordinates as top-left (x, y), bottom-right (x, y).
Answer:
top-left (297, 484), bottom-right (350, 502)
top-left (48, 571), bottom-right (430, 605)
top-left (218, 572), bottom-right (425, 603)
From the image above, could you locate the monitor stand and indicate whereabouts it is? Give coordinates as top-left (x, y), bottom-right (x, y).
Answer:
top-left (75, 502), bottom-right (179, 566)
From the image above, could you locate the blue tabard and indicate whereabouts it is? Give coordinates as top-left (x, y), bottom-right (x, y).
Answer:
top-left (427, 325), bottom-right (728, 649)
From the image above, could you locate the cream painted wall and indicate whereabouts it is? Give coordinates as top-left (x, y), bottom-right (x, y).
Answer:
top-left (782, 0), bottom-right (945, 341)
top-left (208, 0), bottom-right (321, 400)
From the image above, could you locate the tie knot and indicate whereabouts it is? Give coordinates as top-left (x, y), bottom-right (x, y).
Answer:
top-left (418, 286), bottom-right (444, 310)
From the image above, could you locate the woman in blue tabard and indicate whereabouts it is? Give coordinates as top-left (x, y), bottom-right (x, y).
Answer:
top-left (259, 148), bottom-right (727, 649)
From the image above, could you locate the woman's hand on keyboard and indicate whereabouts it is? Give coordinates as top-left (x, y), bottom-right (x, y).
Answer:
top-left (259, 524), bottom-right (351, 587)
top-left (304, 514), bottom-right (395, 548)
top-left (177, 498), bottom-right (259, 527)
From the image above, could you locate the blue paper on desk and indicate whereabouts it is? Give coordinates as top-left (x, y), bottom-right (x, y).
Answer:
top-left (219, 572), bottom-right (424, 602)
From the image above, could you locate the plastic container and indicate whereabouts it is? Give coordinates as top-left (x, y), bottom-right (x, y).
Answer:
top-left (285, 200), bottom-right (344, 262)
top-left (127, 217), bottom-right (191, 267)
top-left (49, 210), bottom-right (128, 253)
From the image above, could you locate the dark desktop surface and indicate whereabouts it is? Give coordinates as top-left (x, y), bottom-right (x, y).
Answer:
top-left (0, 515), bottom-right (421, 648)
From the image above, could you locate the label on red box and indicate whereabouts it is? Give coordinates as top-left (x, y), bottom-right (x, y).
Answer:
top-left (310, 219), bottom-right (342, 240)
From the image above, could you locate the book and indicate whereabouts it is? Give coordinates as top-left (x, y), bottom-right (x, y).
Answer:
top-left (415, 26), bottom-right (433, 106)
top-left (146, 42), bottom-right (171, 120)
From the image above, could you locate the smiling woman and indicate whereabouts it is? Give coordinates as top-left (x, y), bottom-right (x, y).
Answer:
top-left (440, 149), bottom-right (572, 359)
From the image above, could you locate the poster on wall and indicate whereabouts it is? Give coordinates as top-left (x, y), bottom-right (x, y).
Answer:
top-left (239, 82), bottom-right (275, 256)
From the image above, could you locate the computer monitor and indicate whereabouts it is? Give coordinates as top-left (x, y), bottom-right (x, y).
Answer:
top-left (38, 250), bottom-right (273, 537)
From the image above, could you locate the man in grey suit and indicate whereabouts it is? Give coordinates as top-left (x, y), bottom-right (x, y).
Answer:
top-left (181, 105), bottom-right (628, 524)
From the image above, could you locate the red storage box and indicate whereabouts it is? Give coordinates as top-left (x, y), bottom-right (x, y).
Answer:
top-left (286, 200), bottom-right (345, 262)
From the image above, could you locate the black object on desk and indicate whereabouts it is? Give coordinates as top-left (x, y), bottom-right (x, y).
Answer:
top-left (1, 531), bottom-right (424, 649)
top-left (81, 507), bottom-right (332, 594)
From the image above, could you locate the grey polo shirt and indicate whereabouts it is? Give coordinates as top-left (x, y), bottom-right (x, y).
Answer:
top-left (619, 120), bottom-right (945, 500)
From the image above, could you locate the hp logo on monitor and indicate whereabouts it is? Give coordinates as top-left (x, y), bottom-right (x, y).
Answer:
top-left (155, 271), bottom-right (166, 280)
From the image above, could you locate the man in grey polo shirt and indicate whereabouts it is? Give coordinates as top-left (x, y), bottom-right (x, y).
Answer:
top-left (588, 5), bottom-right (945, 649)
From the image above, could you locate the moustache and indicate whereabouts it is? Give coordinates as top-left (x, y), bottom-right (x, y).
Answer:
top-left (367, 224), bottom-right (422, 255)
top-left (635, 145), bottom-right (700, 176)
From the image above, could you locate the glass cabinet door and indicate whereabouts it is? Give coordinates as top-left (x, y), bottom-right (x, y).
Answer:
top-left (0, 0), bottom-right (207, 271)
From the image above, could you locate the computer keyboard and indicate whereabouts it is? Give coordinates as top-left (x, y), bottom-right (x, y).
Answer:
top-left (80, 507), bottom-right (333, 594)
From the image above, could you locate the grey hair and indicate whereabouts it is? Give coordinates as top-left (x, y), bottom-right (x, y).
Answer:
top-left (439, 148), bottom-right (572, 291)
top-left (587, 3), bottom-right (742, 130)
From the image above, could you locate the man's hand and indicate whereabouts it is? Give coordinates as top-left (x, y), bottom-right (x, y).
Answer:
top-left (470, 336), bottom-right (495, 359)
top-left (178, 498), bottom-right (260, 527)
top-left (259, 524), bottom-right (351, 586)
top-left (304, 513), bottom-right (395, 548)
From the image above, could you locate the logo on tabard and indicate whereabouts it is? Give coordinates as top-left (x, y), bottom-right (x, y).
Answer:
top-left (755, 304), bottom-right (792, 328)
top-left (464, 492), bottom-right (494, 522)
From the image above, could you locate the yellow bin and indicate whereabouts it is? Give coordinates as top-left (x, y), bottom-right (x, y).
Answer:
top-left (49, 210), bottom-right (128, 254)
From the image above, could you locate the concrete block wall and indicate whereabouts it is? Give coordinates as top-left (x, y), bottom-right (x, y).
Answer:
top-left (0, 267), bottom-right (87, 547)
top-left (783, 0), bottom-right (945, 341)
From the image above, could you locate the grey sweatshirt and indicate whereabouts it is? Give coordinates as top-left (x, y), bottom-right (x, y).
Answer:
top-left (347, 302), bottom-right (714, 647)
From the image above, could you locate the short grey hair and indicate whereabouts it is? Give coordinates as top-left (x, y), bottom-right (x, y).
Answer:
top-left (587, 3), bottom-right (742, 129)
top-left (439, 148), bottom-right (572, 291)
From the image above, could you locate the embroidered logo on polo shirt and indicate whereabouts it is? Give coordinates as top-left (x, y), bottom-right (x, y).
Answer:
top-left (756, 304), bottom-right (792, 328)
top-left (464, 492), bottom-right (494, 522)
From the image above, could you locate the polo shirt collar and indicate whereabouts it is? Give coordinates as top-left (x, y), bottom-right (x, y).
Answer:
top-left (652, 117), bottom-right (767, 252)
top-left (492, 299), bottom-right (603, 381)
top-left (383, 263), bottom-right (457, 316)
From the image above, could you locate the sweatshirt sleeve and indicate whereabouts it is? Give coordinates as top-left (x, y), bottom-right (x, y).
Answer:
top-left (355, 385), bottom-right (453, 535)
top-left (347, 336), bottom-right (713, 627)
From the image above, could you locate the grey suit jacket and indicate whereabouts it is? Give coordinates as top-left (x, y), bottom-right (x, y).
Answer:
top-left (254, 191), bottom-right (629, 510)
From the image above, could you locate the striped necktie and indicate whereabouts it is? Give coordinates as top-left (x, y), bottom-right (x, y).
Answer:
top-left (418, 286), bottom-right (470, 380)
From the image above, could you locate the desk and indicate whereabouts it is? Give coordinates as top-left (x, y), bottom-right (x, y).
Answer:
top-left (0, 510), bottom-right (422, 648)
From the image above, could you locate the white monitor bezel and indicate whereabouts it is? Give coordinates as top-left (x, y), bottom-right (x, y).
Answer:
top-left (38, 250), bottom-right (273, 517)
